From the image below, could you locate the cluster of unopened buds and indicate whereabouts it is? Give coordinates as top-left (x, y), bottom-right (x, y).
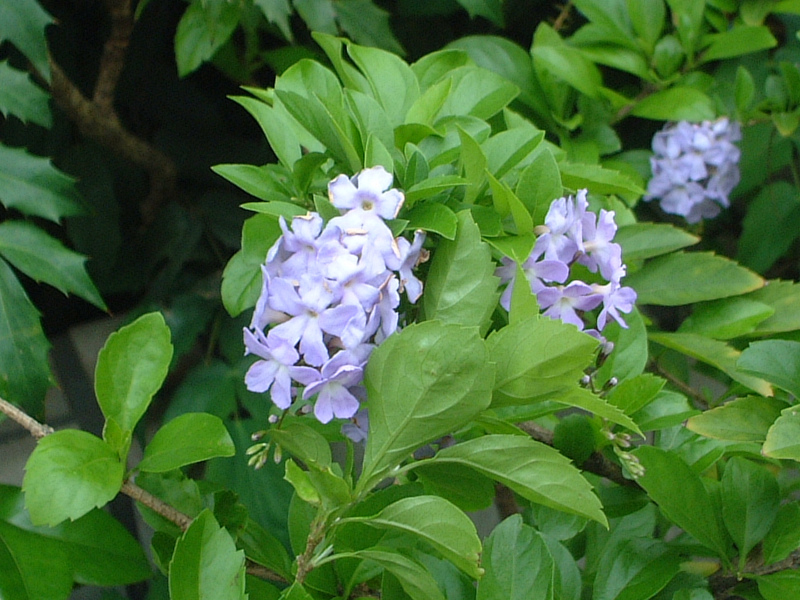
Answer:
top-left (496, 189), bottom-right (637, 344)
top-left (243, 166), bottom-right (426, 438)
top-left (645, 117), bottom-right (741, 223)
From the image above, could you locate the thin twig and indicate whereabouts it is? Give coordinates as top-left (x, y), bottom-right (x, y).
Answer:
top-left (0, 397), bottom-right (53, 439)
top-left (94, 0), bottom-right (134, 115)
top-left (552, 1), bottom-right (573, 32)
top-left (649, 360), bottom-right (709, 410)
top-left (120, 479), bottom-right (193, 530)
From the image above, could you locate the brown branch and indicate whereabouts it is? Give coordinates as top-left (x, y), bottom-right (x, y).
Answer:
top-left (649, 360), bottom-right (710, 410)
top-left (552, 1), bottom-right (573, 32)
top-left (516, 420), bottom-right (640, 488)
top-left (94, 0), bottom-right (134, 114)
top-left (48, 58), bottom-right (176, 225)
top-left (1, 396), bottom-right (287, 583)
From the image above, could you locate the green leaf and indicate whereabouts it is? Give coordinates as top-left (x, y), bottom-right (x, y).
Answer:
top-left (222, 215), bottom-right (282, 317)
top-left (737, 182), bottom-right (800, 273)
top-left (412, 462), bottom-right (496, 512)
top-left (0, 61), bottom-right (51, 127)
top-left (419, 435), bottom-right (607, 525)
top-left (606, 373), bottom-right (665, 416)
top-left (349, 550), bottom-right (445, 600)
top-left (0, 221), bottom-right (106, 310)
top-left (665, 0), bottom-right (706, 57)
top-left (359, 321), bottom-right (494, 492)
top-left (0, 484), bottom-right (151, 593)
top-left (532, 23), bottom-right (603, 98)
top-left (254, 0), bottom-right (292, 41)
top-left (230, 97), bottom-right (302, 169)
top-left (437, 66), bottom-right (519, 120)
top-left (486, 315), bottom-right (597, 405)
top-left (268, 420), bottom-right (333, 468)
top-left (593, 537), bottom-right (681, 600)
top-left (627, 0), bottom-right (666, 50)
top-left (0, 258), bottom-right (52, 410)
top-left (631, 390), bottom-right (698, 431)
top-left (334, 0), bottom-right (404, 56)
top-left (626, 252), bottom-right (764, 306)
top-left (745, 280), bottom-right (800, 335)
top-left (554, 387), bottom-right (643, 436)
top-left (631, 87), bottom-right (715, 121)
top-left (515, 147), bottom-right (563, 226)
top-left (488, 171), bottom-right (534, 234)
top-left (595, 307), bottom-right (649, 384)
top-left (762, 502), bottom-right (800, 564)
top-left (0, 143), bottom-right (83, 222)
top-left (477, 515), bottom-right (554, 600)
top-left (169, 509), bottom-right (246, 600)
top-left (615, 223), bottom-right (699, 262)
top-left (763, 407), bottom-right (800, 461)
top-left (686, 396), bottom-right (785, 442)
top-left (23, 430), bottom-right (124, 526)
top-left (649, 332), bottom-right (773, 397)
top-left (679, 297), bottom-right (775, 340)
top-left (484, 126), bottom-right (545, 179)
top-left (174, 0), bottom-right (241, 77)
top-left (559, 162), bottom-right (645, 197)
top-left (404, 201), bottom-right (459, 240)
top-left (95, 312), bottom-right (174, 455)
top-left (404, 175), bottom-right (469, 206)
top-left (354, 496), bottom-right (482, 579)
top-left (139, 413), bottom-right (235, 473)
top-left (238, 518), bottom-right (293, 580)
top-left (633, 446), bottom-right (731, 558)
top-left (455, 0), bottom-right (504, 26)
top-left (421, 211), bottom-right (499, 331)
top-left (346, 42), bottom-right (419, 126)
top-left (735, 65), bottom-right (756, 114)
top-left (457, 127), bottom-right (488, 204)
top-left (0, 0), bottom-right (53, 81)
top-left (721, 457), bottom-right (779, 571)
top-left (757, 570), bottom-right (800, 600)
top-left (738, 340), bottom-right (800, 398)
top-left (699, 25), bottom-right (777, 63)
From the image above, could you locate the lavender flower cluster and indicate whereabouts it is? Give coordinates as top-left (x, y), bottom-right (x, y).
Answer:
top-left (496, 190), bottom-right (636, 339)
top-left (243, 166), bottom-right (425, 430)
top-left (645, 118), bottom-right (741, 224)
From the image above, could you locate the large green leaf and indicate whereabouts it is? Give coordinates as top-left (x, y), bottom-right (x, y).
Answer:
top-left (532, 23), bottom-right (603, 98)
top-left (169, 509), bottom-right (246, 600)
top-left (553, 387), bottom-right (643, 436)
top-left (737, 182), bottom-right (800, 273)
top-left (417, 435), bottom-right (607, 525)
top-left (422, 210), bottom-right (499, 331)
top-left (0, 143), bottom-right (84, 222)
top-left (678, 297), bottom-right (775, 340)
top-left (359, 321), bottom-right (494, 492)
top-left (486, 315), bottom-right (597, 405)
top-left (721, 457), bottom-right (779, 571)
top-left (229, 97), bottom-right (302, 169)
top-left (455, 0), bottom-right (504, 26)
top-left (699, 25), bottom-right (777, 63)
top-left (477, 514), bottom-right (554, 600)
top-left (174, 0), bottom-right (241, 78)
top-left (757, 570), bottom-right (800, 600)
top-left (334, 0), bottom-right (404, 55)
top-left (0, 258), bottom-right (52, 411)
top-left (615, 223), bottom-right (699, 263)
top-left (559, 162), bottom-right (645, 197)
top-left (745, 280), bottom-right (800, 335)
top-left (0, 221), bottom-right (105, 310)
top-left (437, 66), bottom-right (519, 121)
top-left (631, 87), bottom-right (715, 121)
top-left (95, 312), bottom-right (174, 456)
top-left (686, 396), bottom-right (785, 442)
top-left (22, 430), bottom-right (124, 527)
top-left (762, 502), bottom-right (800, 565)
top-left (0, 61), bottom-right (51, 127)
top-left (649, 332), bottom-right (773, 397)
top-left (626, 252), bottom-right (764, 306)
top-left (0, 0), bottom-right (53, 81)
top-left (763, 407), bottom-right (800, 461)
top-left (737, 340), bottom-right (800, 398)
top-left (633, 446), bottom-right (731, 559)
top-left (139, 413), bottom-right (235, 473)
top-left (351, 496), bottom-right (482, 579)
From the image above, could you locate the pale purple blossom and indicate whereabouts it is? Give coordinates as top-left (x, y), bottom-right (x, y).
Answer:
top-left (645, 118), bottom-right (741, 223)
top-left (244, 166), bottom-right (427, 433)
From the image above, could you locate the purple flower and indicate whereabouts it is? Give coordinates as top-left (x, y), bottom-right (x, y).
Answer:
top-left (328, 166), bottom-right (405, 229)
top-left (302, 351), bottom-right (366, 424)
top-left (536, 189), bottom-right (588, 263)
top-left (645, 118), bottom-right (741, 223)
top-left (579, 209), bottom-right (624, 283)
top-left (537, 281), bottom-right (603, 330)
top-left (593, 283), bottom-right (637, 330)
